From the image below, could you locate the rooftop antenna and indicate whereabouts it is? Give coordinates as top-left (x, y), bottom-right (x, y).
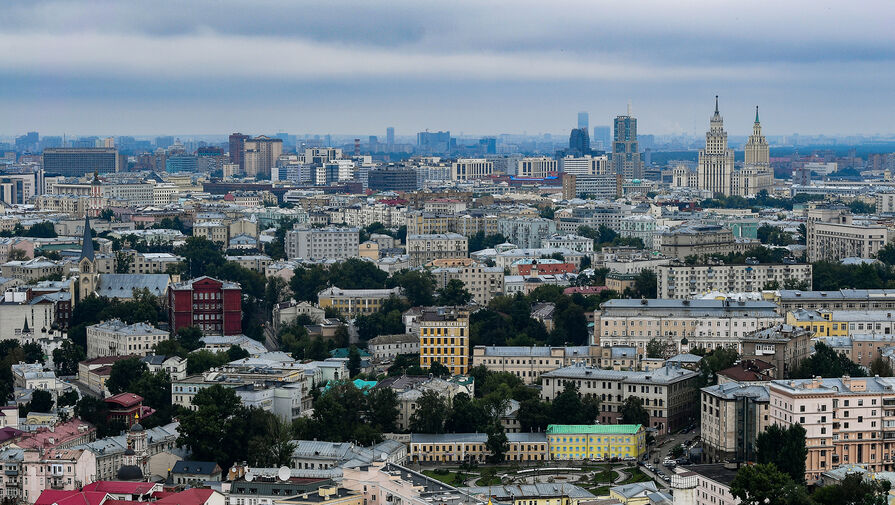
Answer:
top-left (627, 101), bottom-right (633, 116)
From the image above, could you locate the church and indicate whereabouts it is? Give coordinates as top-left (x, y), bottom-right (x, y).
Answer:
top-left (673, 97), bottom-right (774, 197)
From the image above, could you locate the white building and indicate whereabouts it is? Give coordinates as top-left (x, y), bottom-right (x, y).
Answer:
top-left (451, 159), bottom-right (493, 181)
top-left (542, 234), bottom-right (594, 253)
top-left (285, 225), bottom-right (360, 261)
top-left (86, 319), bottom-right (169, 359)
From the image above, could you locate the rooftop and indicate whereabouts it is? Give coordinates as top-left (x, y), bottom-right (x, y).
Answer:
top-left (546, 424), bottom-right (642, 435)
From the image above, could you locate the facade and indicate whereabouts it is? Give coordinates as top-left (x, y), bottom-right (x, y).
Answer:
top-left (471, 345), bottom-right (595, 384)
top-left (243, 136), bottom-right (283, 178)
top-left (497, 217), bottom-right (557, 249)
top-left (697, 97), bottom-right (735, 196)
top-left (168, 276), bottom-right (242, 336)
top-left (672, 465), bottom-right (740, 505)
top-left (418, 307), bottom-right (470, 375)
top-left (429, 263), bottom-right (504, 305)
top-left (285, 226), bottom-right (360, 261)
top-left (450, 159), bottom-right (493, 181)
top-left (86, 319), bottom-right (168, 358)
top-left (42, 148), bottom-right (121, 177)
top-left (806, 209), bottom-right (888, 262)
top-left (542, 234), bottom-right (594, 253)
top-left (517, 157), bottom-right (558, 178)
top-left (367, 168), bottom-right (418, 192)
top-left (659, 225), bottom-right (741, 259)
top-left (546, 424), bottom-right (646, 461)
top-left (367, 334), bottom-right (419, 362)
top-left (739, 324), bottom-right (814, 378)
top-left (560, 155), bottom-right (609, 176)
top-left (408, 432), bottom-right (547, 463)
top-left (317, 287), bottom-right (404, 318)
top-left (618, 215), bottom-right (656, 249)
top-left (701, 382), bottom-right (771, 462)
top-left (595, 298), bottom-right (783, 354)
top-left (405, 233), bottom-right (467, 267)
top-left (611, 115), bottom-right (642, 179)
top-left (540, 363), bottom-right (700, 434)
top-left (656, 263), bottom-right (813, 299)
top-left (776, 289), bottom-right (895, 313)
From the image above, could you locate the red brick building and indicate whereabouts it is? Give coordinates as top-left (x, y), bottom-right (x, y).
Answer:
top-left (168, 276), bottom-right (242, 335)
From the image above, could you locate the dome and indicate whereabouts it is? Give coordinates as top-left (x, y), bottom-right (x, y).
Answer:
top-left (116, 464), bottom-right (144, 481)
top-left (130, 423), bottom-right (144, 432)
top-left (124, 448), bottom-right (135, 456)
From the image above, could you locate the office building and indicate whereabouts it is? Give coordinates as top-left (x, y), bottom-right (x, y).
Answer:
top-left (244, 136), bottom-right (283, 178)
top-left (42, 148), bottom-right (121, 177)
top-left (367, 168), bottom-right (418, 192)
top-left (562, 174), bottom-right (621, 200)
top-left (418, 307), bottom-right (470, 375)
top-left (701, 382), bottom-right (772, 462)
top-left (593, 126), bottom-right (611, 151)
top-left (165, 154), bottom-right (198, 173)
top-left (806, 208), bottom-right (888, 262)
top-left (656, 263), bottom-right (813, 299)
top-left (611, 114), bottom-right (642, 179)
top-left (577, 111), bottom-right (589, 130)
top-left (560, 155), bottom-right (609, 176)
top-left (451, 158), bottom-right (493, 181)
top-left (568, 128), bottom-right (590, 157)
top-left (386, 127), bottom-right (395, 147)
top-left (228, 133), bottom-right (250, 171)
top-left (658, 224), bottom-right (741, 259)
top-left (517, 157), bottom-right (557, 178)
top-left (285, 226), bottom-right (360, 261)
top-left (168, 276), bottom-right (242, 336)
top-left (417, 131), bottom-right (451, 154)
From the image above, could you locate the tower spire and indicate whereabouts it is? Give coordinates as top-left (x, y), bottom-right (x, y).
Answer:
top-left (80, 215), bottom-right (95, 262)
top-left (755, 105), bottom-right (760, 123)
top-left (714, 95), bottom-right (719, 114)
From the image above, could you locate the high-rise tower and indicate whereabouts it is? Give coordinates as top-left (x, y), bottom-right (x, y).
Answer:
top-left (744, 106), bottom-right (769, 167)
top-left (697, 96), bottom-right (735, 196)
top-left (611, 111), bottom-right (642, 179)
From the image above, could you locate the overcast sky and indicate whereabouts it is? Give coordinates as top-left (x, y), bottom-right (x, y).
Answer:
top-left (2, 0), bottom-right (894, 138)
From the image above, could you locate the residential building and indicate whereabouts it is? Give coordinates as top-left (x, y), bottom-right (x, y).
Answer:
top-left (317, 287), bottom-right (403, 318)
top-left (141, 355), bottom-right (187, 380)
top-left (739, 324), bottom-right (812, 378)
top-left (168, 276), bottom-right (242, 336)
top-left (517, 157), bottom-right (557, 178)
top-left (367, 334), bottom-right (419, 363)
top-left (658, 225), bottom-right (741, 259)
top-left (563, 174), bottom-right (621, 200)
top-left (546, 424), bottom-right (646, 461)
top-left (285, 226), bottom-right (360, 261)
top-left (806, 208), bottom-right (888, 262)
top-left (697, 97), bottom-right (736, 196)
top-left (244, 136), bottom-right (283, 178)
top-left (408, 433), bottom-right (547, 463)
top-left (429, 263), bottom-right (504, 305)
top-left (542, 234), bottom-right (594, 253)
top-left (497, 217), bottom-right (557, 249)
top-left (471, 345), bottom-right (595, 384)
top-left (170, 460), bottom-right (222, 486)
top-left (273, 300), bottom-right (326, 334)
top-left (701, 382), bottom-right (771, 462)
top-left (21, 448), bottom-right (96, 503)
top-left (193, 221), bottom-right (229, 245)
top-left (657, 263), bottom-right (813, 299)
top-left (671, 465), bottom-right (740, 505)
top-left (464, 483), bottom-right (594, 505)
top-left (277, 486), bottom-right (362, 505)
top-left (618, 215), bottom-right (657, 249)
top-left (540, 363), bottom-right (700, 434)
top-left (418, 307), bottom-right (470, 375)
top-left (405, 233), bottom-right (467, 267)
top-left (86, 320), bottom-right (168, 358)
top-left (611, 114), bottom-right (642, 179)
top-left (451, 159), bottom-right (493, 181)
top-left (594, 299), bottom-right (782, 354)
top-left (776, 289), bottom-right (895, 313)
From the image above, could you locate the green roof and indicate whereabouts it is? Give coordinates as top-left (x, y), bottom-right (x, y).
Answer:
top-left (546, 424), bottom-right (642, 435)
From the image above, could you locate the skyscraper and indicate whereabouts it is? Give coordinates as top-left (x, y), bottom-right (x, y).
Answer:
top-left (611, 113), bottom-right (642, 179)
top-left (228, 133), bottom-right (250, 172)
top-left (569, 128), bottom-right (590, 157)
top-left (386, 127), bottom-right (395, 147)
top-left (593, 126), bottom-right (611, 151)
top-left (744, 106), bottom-right (769, 167)
top-left (734, 106), bottom-right (774, 196)
top-left (577, 112), bottom-right (589, 130)
top-left (243, 136), bottom-right (283, 178)
top-left (697, 96), bottom-right (735, 196)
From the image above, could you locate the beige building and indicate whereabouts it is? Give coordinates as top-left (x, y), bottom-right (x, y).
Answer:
top-left (408, 432), bottom-right (547, 463)
top-left (697, 97), bottom-right (735, 196)
top-left (405, 212), bottom-right (450, 235)
top-left (701, 382), bottom-right (771, 462)
top-left (740, 324), bottom-right (812, 378)
top-left (429, 263), bottom-right (504, 305)
top-left (86, 319), bottom-right (168, 358)
top-left (225, 254), bottom-right (272, 272)
top-left (540, 364), bottom-right (700, 435)
top-left (776, 289), bottom-right (895, 313)
top-left (418, 307), bottom-right (470, 375)
top-left (656, 263), bottom-right (813, 299)
top-left (451, 158), bottom-right (493, 181)
top-left (517, 157), bottom-right (557, 178)
top-left (285, 226), bottom-right (360, 261)
top-left (367, 334), bottom-right (419, 362)
top-left (1, 257), bottom-right (65, 281)
top-left (405, 233), bottom-right (468, 267)
top-left (244, 136), bottom-right (283, 178)
top-left (658, 225), bottom-right (742, 260)
top-left (806, 208), bottom-right (888, 262)
top-left (193, 221), bottom-right (229, 245)
top-left (317, 286), bottom-right (404, 318)
top-left (471, 345), bottom-right (595, 384)
top-left (594, 299), bottom-right (783, 355)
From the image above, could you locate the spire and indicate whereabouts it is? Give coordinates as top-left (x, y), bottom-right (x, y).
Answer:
top-left (755, 105), bottom-right (760, 123)
top-left (715, 95), bottom-right (719, 114)
top-left (80, 215), bottom-right (95, 261)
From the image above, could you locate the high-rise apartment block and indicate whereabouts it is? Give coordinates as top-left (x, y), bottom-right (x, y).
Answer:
top-left (244, 136), bottom-right (283, 178)
top-left (611, 115), bottom-right (642, 179)
top-left (228, 133), bottom-right (250, 172)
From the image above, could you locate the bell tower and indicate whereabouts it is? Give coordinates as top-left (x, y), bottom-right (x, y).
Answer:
top-left (78, 215), bottom-right (96, 301)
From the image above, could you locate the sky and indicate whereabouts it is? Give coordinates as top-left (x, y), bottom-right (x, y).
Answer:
top-left (2, 0), bottom-right (894, 138)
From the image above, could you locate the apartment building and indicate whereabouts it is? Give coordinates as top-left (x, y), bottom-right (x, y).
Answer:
top-left (0, 257), bottom-right (65, 281)
top-left (405, 233), bottom-right (468, 267)
top-left (769, 376), bottom-right (895, 483)
top-left (542, 234), bottom-right (594, 253)
top-left (450, 158), bottom-right (493, 181)
top-left (555, 205), bottom-right (630, 235)
top-left (806, 208), bottom-right (889, 262)
top-left (409, 432), bottom-right (547, 463)
top-left (777, 289), bottom-right (895, 313)
top-left (367, 334), bottom-right (419, 362)
top-left (418, 307), bottom-right (470, 375)
top-left (225, 254), bottom-right (272, 273)
top-left (701, 382), bottom-right (771, 462)
top-left (317, 286), bottom-right (404, 318)
top-left (740, 324), bottom-right (812, 378)
top-left (126, 251), bottom-right (183, 274)
top-left (658, 225), bottom-right (742, 259)
top-left (594, 299), bottom-right (783, 354)
top-left (86, 319), bottom-right (169, 358)
top-left (471, 345), bottom-right (595, 384)
top-left (405, 212), bottom-right (450, 235)
top-left (546, 424), bottom-right (646, 461)
top-left (429, 263), bottom-right (504, 305)
top-left (285, 226), bottom-right (360, 261)
top-left (657, 263), bottom-right (813, 299)
top-left (540, 363), bottom-right (699, 434)
top-left (192, 221), bottom-right (229, 245)
top-left (497, 217), bottom-right (557, 249)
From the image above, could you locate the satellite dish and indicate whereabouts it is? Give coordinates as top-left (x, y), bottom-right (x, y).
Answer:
top-left (278, 466), bottom-right (290, 482)
top-left (245, 471), bottom-right (254, 482)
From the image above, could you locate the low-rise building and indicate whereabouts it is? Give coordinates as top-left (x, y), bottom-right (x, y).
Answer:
top-left (657, 263), bottom-right (813, 299)
top-left (739, 324), bottom-right (812, 378)
top-left (86, 319), bottom-right (168, 359)
top-left (658, 225), bottom-right (741, 260)
top-left (317, 287), bottom-right (404, 318)
top-left (471, 345), bottom-right (595, 384)
top-left (367, 334), bottom-right (419, 363)
top-left (546, 424), bottom-right (646, 461)
top-left (429, 263), bottom-right (504, 305)
top-left (408, 432), bottom-right (547, 463)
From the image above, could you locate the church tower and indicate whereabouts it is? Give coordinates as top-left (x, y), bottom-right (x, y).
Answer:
top-left (697, 96), bottom-right (735, 196)
top-left (744, 106), bottom-right (770, 166)
top-left (78, 215), bottom-right (96, 301)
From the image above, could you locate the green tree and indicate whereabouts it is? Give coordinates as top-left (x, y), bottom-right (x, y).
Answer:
top-left (437, 279), bottom-right (473, 306)
top-left (871, 357), bottom-right (894, 377)
top-left (347, 346), bottom-right (362, 377)
top-left (175, 236), bottom-right (226, 278)
top-left (445, 393), bottom-right (485, 433)
top-left (730, 463), bottom-right (810, 505)
top-left (630, 270), bottom-right (658, 298)
top-left (812, 472), bottom-right (890, 505)
top-left (129, 370), bottom-right (173, 427)
top-left (186, 350), bottom-right (230, 375)
top-left (176, 385), bottom-right (245, 469)
top-left (176, 326), bottom-right (205, 351)
top-left (246, 414), bottom-right (296, 468)
top-left (619, 396), bottom-right (650, 427)
top-left (387, 270), bottom-right (435, 306)
top-left (485, 422), bottom-right (509, 463)
top-left (367, 387), bottom-right (399, 433)
top-left (409, 390), bottom-right (449, 434)
top-left (327, 258), bottom-right (388, 289)
top-left (74, 396), bottom-right (126, 437)
top-left (8, 248), bottom-right (28, 261)
top-left (57, 390), bottom-right (80, 407)
top-left (0, 340), bottom-right (25, 400)
top-left (755, 424), bottom-right (808, 484)
top-left (106, 357), bottom-right (149, 395)
top-left (154, 339), bottom-right (189, 358)
top-left (290, 265), bottom-right (330, 303)
top-left (26, 389), bottom-right (54, 413)
top-left (792, 342), bottom-right (865, 379)
top-left (53, 339), bottom-right (86, 376)
top-left (468, 232), bottom-right (508, 253)
top-left (646, 338), bottom-right (666, 359)
top-left (114, 250), bottom-right (134, 273)
top-left (428, 360), bottom-right (451, 378)
top-left (697, 347), bottom-right (739, 386)
top-left (22, 342), bottom-right (44, 364)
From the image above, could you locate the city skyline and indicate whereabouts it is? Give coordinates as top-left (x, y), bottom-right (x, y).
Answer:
top-left (2, 1), bottom-right (895, 136)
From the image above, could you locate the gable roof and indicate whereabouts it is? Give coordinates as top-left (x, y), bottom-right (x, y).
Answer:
top-left (171, 460), bottom-right (220, 475)
top-left (81, 481), bottom-right (157, 495)
top-left (35, 490), bottom-right (108, 505)
top-left (155, 489), bottom-right (218, 505)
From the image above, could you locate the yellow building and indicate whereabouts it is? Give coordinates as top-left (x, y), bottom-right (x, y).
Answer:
top-left (546, 424), bottom-right (646, 461)
top-left (274, 487), bottom-right (362, 505)
top-left (418, 307), bottom-right (470, 375)
top-left (317, 286), bottom-right (404, 318)
top-left (786, 309), bottom-right (848, 337)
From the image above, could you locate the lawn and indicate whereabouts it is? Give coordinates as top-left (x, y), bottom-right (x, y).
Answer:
top-left (422, 470), bottom-right (465, 485)
top-left (588, 486), bottom-right (611, 496)
top-left (622, 466), bottom-right (653, 483)
top-left (475, 475), bottom-right (502, 486)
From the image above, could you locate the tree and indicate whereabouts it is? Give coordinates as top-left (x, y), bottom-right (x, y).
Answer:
top-left (186, 350), bottom-right (230, 375)
top-left (755, 424), bottom-right (807, 484)
top-left (631, 270), bottom-right (658, 298)
top-left (445, 393), bottom-right (485, 433)
top-left (130, 370), bottom-right (173, 427)
top-left (175, 236), bottom-right (226, 278)
top-left (57, 390), bottom-right (80, 407)
top-left (114, 250), bottom-right (134, 273)
top-left (154, 339), bottom-right (188, 358)
top-left (485, 422), bottom-right (509, 463)
top-left (8, 248), bottom-right (28, 261)
top-left (871, 357), bottom-right (894, 377)
top-left (619, 397), bottom-right (650, 427)
top-left (53, 339), bottom-right (86, 375)
top-left (347, 346), bottom-right (361, 377)
top-left (290, 265), bottom-right (330, 303)
top-left (75, 396), bottom-right (126, 437)
top-left (176, 326), bottom-right (205, 351)
top-left (409, 390), bottom-right (448, 434)
top-left (646, 338), bottom-right (666, 359)
top-left (27, 389), bottom-right (54, 413)
top-left (730, 463), bottom-right (804, 505)
top-left (176, 385), bottom-right (244, 469)
top-left (437, 279), bottom-right (472, 306)
top-left (227, 345), bottom-right (249, 361)
top-left (812, 472), bottom-right (890, 505)
top-left (0, 340), bottom-right (25, 400)
top-left (22, 342), bottom-right (44, 364)
top-left (366, 388), bottom-right (399, 433)
top-left (106, 357), bottom-right (149, 395)
top-left (246, 414), bottom-right (296, 468)
top-left (387, 270), bottom-right (435, 306)
top-left (550, 383), bottom-right (599, 425)
top-left (697, 347), bottom-right (739, 386)
top-left (428, 360), bottom-right (451, 378)
top-left (792, 341), bottom-right (865, 379)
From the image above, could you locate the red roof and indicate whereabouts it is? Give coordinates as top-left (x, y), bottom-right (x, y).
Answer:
top-left (105, 501), bottom-right (150, 505)
top-left (155, 489), bottom-right (217, 505)
top-left (82, 482), bottom-right (158, 495)
top-left (104, 393), bottom-right (144, 409)
top-left (0, 426), bottom-right (24, 443)
top-left (35, 490), bottom-right (108, 505)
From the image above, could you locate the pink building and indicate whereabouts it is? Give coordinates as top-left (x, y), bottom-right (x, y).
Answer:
top-left (22, 449), bottom-right (96, 504)
top-left (16, 418), bottom-right (96, 451)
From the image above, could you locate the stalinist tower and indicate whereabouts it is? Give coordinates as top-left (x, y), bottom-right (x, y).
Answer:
top-left (735, 105), bottom-right (774, 196)
top-left (744, 106), bottom-right (769, 166)
top-left (697, 96), bottom-right (735, 196)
